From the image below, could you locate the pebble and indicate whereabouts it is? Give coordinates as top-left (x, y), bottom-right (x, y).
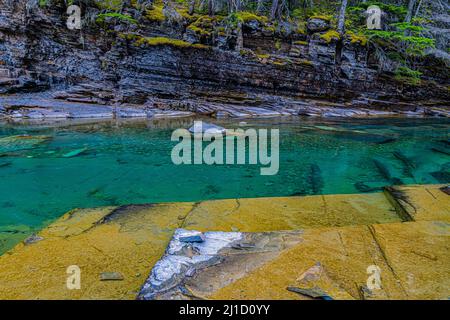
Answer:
top-left (23, 234), bottom-right (44, 245)
top-left (100, 272), bottom-right (124, 281)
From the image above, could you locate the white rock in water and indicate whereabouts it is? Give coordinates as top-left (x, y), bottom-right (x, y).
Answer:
top-left (188, 122), bottom-right (226, 134)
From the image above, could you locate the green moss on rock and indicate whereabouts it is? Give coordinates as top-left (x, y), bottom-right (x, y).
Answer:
top-left (145, 6), bottom-right (165, 22)
top-left (320, 30), bottom-right (340, 43)
top-left (133, 36), bottom-right (209, 49)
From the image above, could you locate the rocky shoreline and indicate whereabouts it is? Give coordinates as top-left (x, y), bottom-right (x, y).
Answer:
top-left (1, 93), bottom-right (449, 121)
top-left (1, 1), bottom-right (449, 121)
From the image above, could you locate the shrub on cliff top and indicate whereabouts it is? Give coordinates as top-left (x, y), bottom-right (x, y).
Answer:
top-left (395, 66), bottom-right (422, 78)
top-left (366, 30), bottom-right (435, 56)
top-left (349, 1), bottom-right (407, 19)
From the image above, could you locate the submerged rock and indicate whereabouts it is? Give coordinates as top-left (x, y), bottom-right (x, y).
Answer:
top-left (373, 159), bottom-right (403, 185)
top-left (393, 151), bottom-right (416, 178)
top-left (354, 182), bottom-right (383, 193)
top-left (0, 135), bottom-right (52, 153)
top-left (62, 147), bottom-right (88, 158)
top-left (431, 146), bottom-right (450, 156)
top-left (376, 137), bottom-right (397, 144)
top-left (430, 171), bottom-right (450, 183)
top-left (0, 161), bottom-right (12, 168)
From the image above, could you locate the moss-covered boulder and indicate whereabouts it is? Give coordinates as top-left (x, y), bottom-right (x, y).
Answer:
top-left (306, 17), bottom-right (330, 33)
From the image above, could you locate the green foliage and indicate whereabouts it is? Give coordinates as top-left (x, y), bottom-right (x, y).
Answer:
top-left (349, 1), bottom-right (407, 19)
top-left (274, 39), bottom-right (281, 50)
top-left (96, 12), bottom-right (138, 24)
top-left (291, 9), bottom-right (304, 20)
top-left (390, 22), bottom-right (425, 34)
top-left (366, 30), bottom-right (435, 56)
top-left (395, 66), bottom-right (422, 78)
top-left (394, 66), bottom-right (422, 85)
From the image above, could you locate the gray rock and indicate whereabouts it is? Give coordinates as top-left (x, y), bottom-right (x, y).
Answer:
top-left (116, 107), bottom-right (147, 118)
top-left (23, 234), bottom-right (44, 245)
top-left (307, 18), bottom-right (330, 33)
top-left (179, 232), bottom-right (205, 243)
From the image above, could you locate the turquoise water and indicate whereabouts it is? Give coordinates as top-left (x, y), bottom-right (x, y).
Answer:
top-left (0, 117), bottom-right (449, 252)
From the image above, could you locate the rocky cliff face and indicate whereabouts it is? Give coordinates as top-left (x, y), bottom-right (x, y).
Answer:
top-left (0, 0), bottom-right (448, 119)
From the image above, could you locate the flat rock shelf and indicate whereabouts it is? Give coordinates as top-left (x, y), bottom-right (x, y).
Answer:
top-left (0, 184), bottom-right (448, 300)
